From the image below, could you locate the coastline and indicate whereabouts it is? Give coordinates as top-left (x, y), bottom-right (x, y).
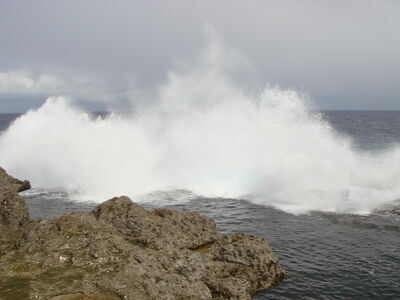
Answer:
top-left (0, 167), bottom-right (284, 299)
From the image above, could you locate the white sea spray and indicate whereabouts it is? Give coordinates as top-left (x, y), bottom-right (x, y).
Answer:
top-left (1, 34), bottom-right (399, 214)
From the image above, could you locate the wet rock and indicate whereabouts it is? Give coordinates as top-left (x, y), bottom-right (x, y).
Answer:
top-left (0, 167), bottom-right (285, 299)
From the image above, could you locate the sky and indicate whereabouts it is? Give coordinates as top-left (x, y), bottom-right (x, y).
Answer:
top-left (0, 0), bottom-right (399, 112)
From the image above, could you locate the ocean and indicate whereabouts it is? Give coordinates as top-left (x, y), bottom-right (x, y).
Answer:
top-left (1, 105), bottom-right (400, 299)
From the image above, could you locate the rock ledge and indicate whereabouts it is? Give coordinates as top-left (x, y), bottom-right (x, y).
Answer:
top-left (0, 167), bottom-right (284, 299)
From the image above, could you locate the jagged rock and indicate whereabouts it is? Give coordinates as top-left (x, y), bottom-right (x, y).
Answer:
top-left (92, 196), bottom-right (221, 250)
top-left (0, 167), bottom-right (30, 226)
top-left (0, 167), bottom-right (285, 299)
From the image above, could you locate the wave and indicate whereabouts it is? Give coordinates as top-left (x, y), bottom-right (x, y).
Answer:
top-left (1, 38), bottom-right (400, 214)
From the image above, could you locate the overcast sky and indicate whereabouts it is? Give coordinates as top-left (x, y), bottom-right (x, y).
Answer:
top-left (0, 0), bottom-right (399, 112)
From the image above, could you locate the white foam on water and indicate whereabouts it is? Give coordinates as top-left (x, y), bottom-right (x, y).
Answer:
top-left (1, 33), bottom-right (400, 214)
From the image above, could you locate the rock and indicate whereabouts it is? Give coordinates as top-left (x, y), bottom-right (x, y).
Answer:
top-left (0, 167), bottom-right (32, 287)
top-left (0, 167), bottom-right (31, 193)
top-left (0, 167), bottom-right (285, 299)
top-left (92, 196), bottom-right (221, 250)
top-left (0, 167), bottom-right (30, 227)
top-left (204, 233), bottom-right (285, 298)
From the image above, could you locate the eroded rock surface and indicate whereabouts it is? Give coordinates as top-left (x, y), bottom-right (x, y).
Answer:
top-left (0, 167), bottom-right (31, 267)
top-left (0, 167), bottom-right (30, 226)
top-left (0, 167), bottom-right (285, 299)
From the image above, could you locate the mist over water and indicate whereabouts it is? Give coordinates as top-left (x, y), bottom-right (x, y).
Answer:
top-left (1, 38), bottom-right (400, 214)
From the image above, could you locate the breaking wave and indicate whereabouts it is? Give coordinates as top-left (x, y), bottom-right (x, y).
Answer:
top-left (1, 36), bottom-right (400, 214)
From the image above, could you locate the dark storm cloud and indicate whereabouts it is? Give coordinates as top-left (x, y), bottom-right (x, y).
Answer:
top-left (0, 0), bottom-right (399, 111)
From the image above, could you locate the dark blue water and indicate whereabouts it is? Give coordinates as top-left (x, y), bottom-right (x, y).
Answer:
top-left (1, 111), bottom-right (400, 299)
top-left (322, 111), bottom-right (400, 151)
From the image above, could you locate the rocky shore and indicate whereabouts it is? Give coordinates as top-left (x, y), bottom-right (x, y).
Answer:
top-left (0, 167), bottom-right (285, 299)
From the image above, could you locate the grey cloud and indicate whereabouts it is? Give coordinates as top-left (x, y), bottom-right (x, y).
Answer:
top-left (0, 0), bottom-right (399, 111)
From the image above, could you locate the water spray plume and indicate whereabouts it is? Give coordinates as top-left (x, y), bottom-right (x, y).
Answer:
top-left (1, 32), bottom-right (399, 214)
